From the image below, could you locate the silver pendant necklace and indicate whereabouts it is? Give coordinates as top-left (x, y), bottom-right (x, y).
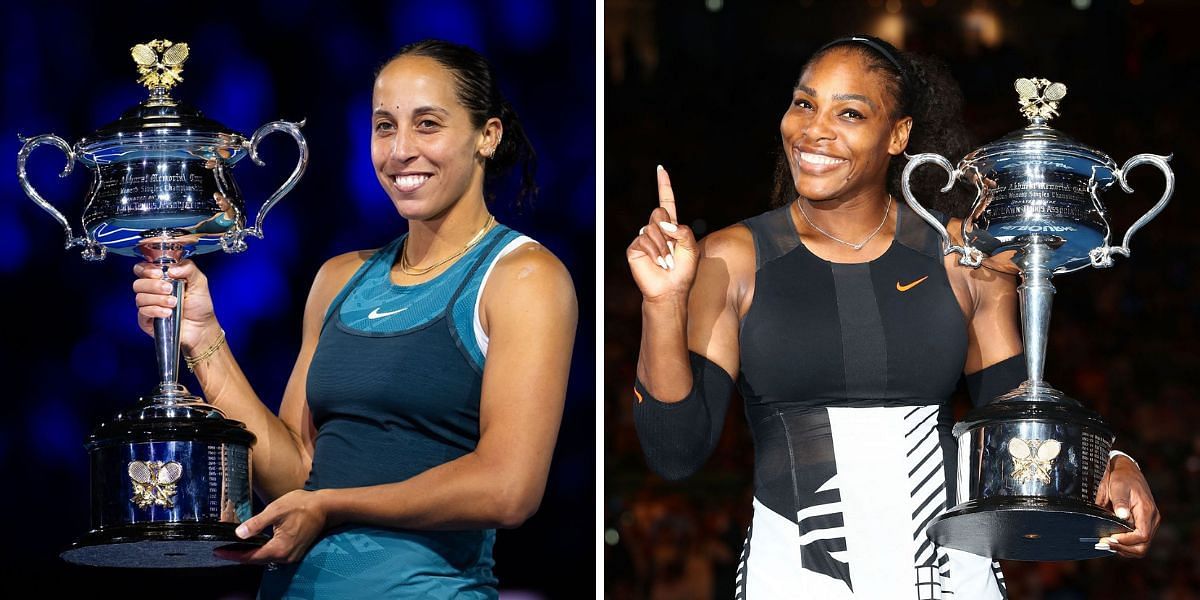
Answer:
top-left (796, 195), bottom-right (892, 251)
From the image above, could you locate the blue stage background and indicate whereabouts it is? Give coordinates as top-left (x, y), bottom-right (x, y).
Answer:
top-left (0, 1), bottom-right (595, 596)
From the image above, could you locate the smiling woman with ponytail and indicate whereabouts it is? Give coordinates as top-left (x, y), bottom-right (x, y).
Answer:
top-left (133, 39), bottom-right (577, 598)
top-left (626, 34), bottom-right (1157, 598)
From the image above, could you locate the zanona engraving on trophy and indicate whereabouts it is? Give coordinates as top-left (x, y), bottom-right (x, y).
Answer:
top-left (998, 225), bottom-right (1078, 232)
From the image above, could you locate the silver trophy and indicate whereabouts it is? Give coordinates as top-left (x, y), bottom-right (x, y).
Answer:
top-left (901, 77), bottom-right (1172, 560)
top-left (17, 40), bottom-right (308, 567)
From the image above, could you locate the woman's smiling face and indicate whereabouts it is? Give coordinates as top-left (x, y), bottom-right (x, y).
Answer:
top-left (780, 48), bottom-right (911, 203)
top-left (371, 55), bottom-right (489, 222)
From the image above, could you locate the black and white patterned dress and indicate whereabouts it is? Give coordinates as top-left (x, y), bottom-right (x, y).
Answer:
top-left (732, 202), bottom-right (1007, 599)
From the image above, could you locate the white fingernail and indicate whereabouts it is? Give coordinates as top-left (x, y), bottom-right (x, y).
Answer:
top-left (667, 241), bottom-right (676, 255)
top-left (665, 254), bottom-right (675, 270)
top-left (658, 221), bottom-right (678, 233)
top-left (1101, 536), bottom-right (1118, 544)
top-left (638, 226), bottom-right (646, 236)
top-left (236, 525), bottom-right (249, 538)
top-left (1094, 542), bottom-right (1109, 550)
top-left (1116, 507), bottom-right (1130, 519)
top-left (657, 164), bottom-right (664, 173)
top-left (656, 256), bottom-right (667, 269)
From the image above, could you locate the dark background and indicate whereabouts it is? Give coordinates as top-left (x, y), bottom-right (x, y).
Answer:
top-left (0, 1), bottom-right (595, 597)
top-left (605, 0), bottom-right (1199, 598)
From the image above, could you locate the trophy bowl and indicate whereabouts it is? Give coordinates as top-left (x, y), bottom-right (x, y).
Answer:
top-left (16, 39), bottom-right (306, 567)
top-left (900, 77), bottom-right (1172, 560)
top-left (18, 46), bottom-right (306, 262)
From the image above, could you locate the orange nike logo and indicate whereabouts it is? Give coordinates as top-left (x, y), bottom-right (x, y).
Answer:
top-left (633, 387), bottom-right (644, 404)
top-left (896, 276), bottom-right (929, 292)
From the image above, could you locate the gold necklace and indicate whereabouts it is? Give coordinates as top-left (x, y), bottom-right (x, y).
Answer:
top-left (399, 215), bottom-right (496, 276)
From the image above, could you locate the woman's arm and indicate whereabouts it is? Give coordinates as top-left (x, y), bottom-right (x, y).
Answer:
top-left (631, 225), bottom-right (752, 480)
top-left (312, 244), bottom-right (578, 530)
top-left (632, 168), bottom-right (747, 397)
top-left (637, 226), bottom-right (749, 397)
top-left (219, 245), bottom-right (575, 565)
top-left (959, 257), bottom-right (1023, 376)
top-left (626, 169), bottom-right (754, 480)
top-left (134, 253), bottom-right (365, 503)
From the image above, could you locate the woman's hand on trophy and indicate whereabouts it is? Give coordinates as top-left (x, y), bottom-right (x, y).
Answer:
top-left (132, 259), bottom-right (220, 353)
top-left (1095, 455), bottom-right (1161, 558)
top-left (627, 165), bottom-right (699, 303)
top-left (213, 488), bottom-right (329, 566)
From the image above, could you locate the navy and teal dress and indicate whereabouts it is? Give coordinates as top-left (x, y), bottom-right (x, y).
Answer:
top-left (258, 224), bottom-right (531, 599)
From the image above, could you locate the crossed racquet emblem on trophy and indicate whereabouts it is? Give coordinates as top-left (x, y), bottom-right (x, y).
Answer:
top-left (128, 460), bottom-right (184, 509)
top-left (1008, 438), bottom-right (1063, 486)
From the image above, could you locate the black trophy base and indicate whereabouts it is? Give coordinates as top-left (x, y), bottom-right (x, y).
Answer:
top-left (61, 521), bottom-right (269, 568)
top-left (928, 497), bottom-right (1132, 561)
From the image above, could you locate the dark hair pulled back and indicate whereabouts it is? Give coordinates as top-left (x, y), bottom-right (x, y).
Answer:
top-left (381, 39), bottom-right (538, 207)
top-left (770, 36), bottom-right (974, 217)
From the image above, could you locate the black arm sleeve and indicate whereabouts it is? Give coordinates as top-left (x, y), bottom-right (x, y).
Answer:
top-left (632, 352), bottom-right (735, 481)
top-left (966, 353), bottom-right (1026, 407)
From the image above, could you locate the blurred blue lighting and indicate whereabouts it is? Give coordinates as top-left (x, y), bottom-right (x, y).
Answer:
top-left (89, 85), bottom-right (144, 130)
top-left (210, 250), bottom-right (290, 333)
top-left (70, 335), bottom-right (119, 387)
top-left (570, 173), bottom-right (596, 228)
top-left (28, 399), bottom-right (84, 462)
top-left (253, 210), bottom-right (301, 262)
top-left (391, 0), bottom-right (483, 48)
top-left (495, 0), bottom-right (553, 50)
top-left (93, 291), bottom-right (140, 337)
top-left (199, 60), bottom-right (274, 132)
top-left (0, 208), bottom-right (30, 272)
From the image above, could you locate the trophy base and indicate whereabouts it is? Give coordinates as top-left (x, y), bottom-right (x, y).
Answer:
top-left (928, 497), bottom-right (1132, 561)
top-left (61, 521), bottom-right (269, 568)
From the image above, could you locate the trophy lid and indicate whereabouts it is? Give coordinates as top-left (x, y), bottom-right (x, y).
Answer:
top-left (74, 40), bottom-right (248, 166)
top-left (962, 77), bottom-right (1119, 175)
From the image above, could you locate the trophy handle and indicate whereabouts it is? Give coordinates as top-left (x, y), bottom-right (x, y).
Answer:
top-left (16, 134), bottom-right (105, 260)
top-left (233, 119), bottom-right (309, 249)
top-left (900, 153), bottom-right (984, 268)
top-left (1089, 153), bottom-right (1173, 268)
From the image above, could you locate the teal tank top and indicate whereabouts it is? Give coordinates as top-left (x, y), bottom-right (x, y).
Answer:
top-left (258, 224), bottom-right (528, 599)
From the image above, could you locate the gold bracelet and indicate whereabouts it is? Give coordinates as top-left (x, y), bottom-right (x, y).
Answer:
top-left (185, 329), bottom-right (226, 373)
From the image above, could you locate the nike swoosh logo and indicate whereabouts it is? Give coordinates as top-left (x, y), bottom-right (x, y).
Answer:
top-left (368, 307), bottom-right (408, 319)
top-left (896, 276), bottom-right (929, 292)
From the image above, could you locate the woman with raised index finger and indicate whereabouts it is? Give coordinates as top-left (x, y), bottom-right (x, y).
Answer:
top-left (627, 35), bottom-right (1158, 598)
top-left (133, 39), bottom-right (577, 598)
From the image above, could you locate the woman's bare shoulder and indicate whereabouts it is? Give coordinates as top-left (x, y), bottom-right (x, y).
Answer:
top-left (314, 249), bottom-right (376, 288)
top-left (699, 222), bottom-right (754, 262)
top-left (303, 248), bottom-right (380, 319)
top-left (696, 222), bottom-right (757, 306)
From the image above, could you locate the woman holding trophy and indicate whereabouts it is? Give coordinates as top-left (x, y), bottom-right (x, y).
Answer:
top-left (132, 40), bottom-right (577, 597)
top-left (628, 35), bottom-right (1157, 597)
